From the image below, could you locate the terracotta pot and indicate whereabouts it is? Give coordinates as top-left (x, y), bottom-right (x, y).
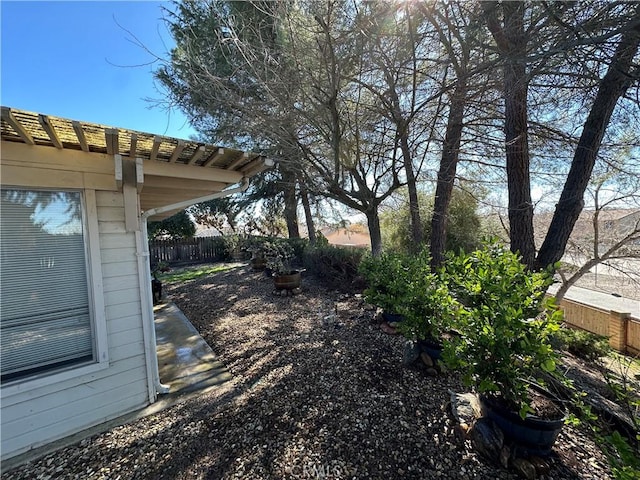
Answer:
top-left (250, 256), bottom-right (267, 270)
top-left (273, 271), bottom-right (301, 290)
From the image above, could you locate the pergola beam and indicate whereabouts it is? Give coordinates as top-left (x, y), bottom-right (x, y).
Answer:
top-left (188, 145), bottom-right (206, 165)
top-left (243, 157), bottom-right (275, 178)
top-left (168, 140), bottom-right (185, 163)
top-left (226, 152), bottom-right (248, 171)
top-left (1, 107), bottom-right (35, 145)
top-left (144, 158), bottom-right (243, 183)
top-left (201, 147), bottom-right (224, 167)
top-left (130, 133), bottom-right (138, 158)
top-left (72, 121), bottom-right (89, 152)
top-left (145, 175), bottom-right (227, 192)
top-left (38, 115), bottom-right (63, 149)
top-left (105, 128), bottom-right (119, 155)
top-left (150, 136), bottom-right (162, 162)
top-left (240, 156), bottom-right (264, 174)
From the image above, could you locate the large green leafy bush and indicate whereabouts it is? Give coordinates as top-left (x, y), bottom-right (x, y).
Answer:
top-left (359, 252), bottom-right (412, 314)
top-left (441, 240), bottom-right (564, 418)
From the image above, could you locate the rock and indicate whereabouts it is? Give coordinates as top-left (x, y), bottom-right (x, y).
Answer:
top-left (470, 418), bottom-right (504, 464)
top-left (402, 341), bottom-right (421, 365)
top-left (528, 455), bottom-right (550, 475)
top-left (453, 424), bottom-right (469, 443)
top-left (511, 458), bottom-right (537, 480)
top-left (449, 392), bottom-right (482, 426)
top-left (499, 445), bottom-right (511, 469)
top-left (380, 322), bottom-right (398, 335)
top-left (425, 367), bottom-right (438, 377)
top-left (421, 352), bottom-right (434, 367)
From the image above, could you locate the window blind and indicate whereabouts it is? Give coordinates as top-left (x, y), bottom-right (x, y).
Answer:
top-left (1, 190), bottom-right (93, 382)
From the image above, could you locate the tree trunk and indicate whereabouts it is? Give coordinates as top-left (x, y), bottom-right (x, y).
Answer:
top-left (399, 126), bottom-right (423, 252)
top-left (430, 77), bottom-right (467, 269)
top-left (282, 168), bottom-right (300, 239)
top-left (535, 11), bottom-right (640, 269)
top-left (484, 1), bottom-right (535, 268)
top-left (502, 2), bottom-right (535, 268)
top-left (299, 179), bottom-right (316, 246)
top-left (366, 208), bottom-right (383, 256)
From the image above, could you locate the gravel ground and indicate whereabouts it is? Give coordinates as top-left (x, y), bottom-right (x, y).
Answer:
top-left (2, 266), bottom-right (619, 480)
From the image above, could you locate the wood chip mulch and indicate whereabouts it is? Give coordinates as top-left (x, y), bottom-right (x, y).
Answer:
top-left (2, 265), bottom-right (621, 480)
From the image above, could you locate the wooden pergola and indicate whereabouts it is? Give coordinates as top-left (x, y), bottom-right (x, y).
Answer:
top-left (1, 107), bottom-right (272, 219)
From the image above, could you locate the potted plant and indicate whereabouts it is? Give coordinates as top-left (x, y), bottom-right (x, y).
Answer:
top-left (224, 234), bottom-right (248, 261)
top-left (247, 239), bottom-right (267, 270)
top-left (359, 251), bottom-right (412, 324)
top-left (441, 240), bottom-right (566, 455)
top-left (397, 266), bottom-right (461, 362)
top-left (264, 241), bottom-right (301, 290)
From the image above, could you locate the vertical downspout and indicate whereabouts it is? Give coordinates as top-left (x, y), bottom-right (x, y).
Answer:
top-left (136, 220), bottom-right (169, 402)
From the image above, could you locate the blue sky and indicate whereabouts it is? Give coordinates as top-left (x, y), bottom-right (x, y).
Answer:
top-left (1, 1), bottom-right (197, 140)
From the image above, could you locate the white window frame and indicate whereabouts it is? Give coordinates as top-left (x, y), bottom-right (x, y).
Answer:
top-left (0, 188), bottom-right (109, 398)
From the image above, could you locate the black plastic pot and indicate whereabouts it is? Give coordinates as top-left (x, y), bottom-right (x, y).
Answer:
top-left (382, 312), bottom-right (404, 324)
top-left (417, 339), bottom-right (443, 361)
top-left (480, 385), bottom-right (566, 456)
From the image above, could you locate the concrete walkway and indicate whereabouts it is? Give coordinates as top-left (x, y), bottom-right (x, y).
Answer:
top-left (548, 284), bottom-right (639, 319)
top-left (154, 302), bottom-right (232, 394)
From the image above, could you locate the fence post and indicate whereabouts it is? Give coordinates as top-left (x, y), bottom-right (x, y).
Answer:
top-left (608, 310), bottom-right (630, 353)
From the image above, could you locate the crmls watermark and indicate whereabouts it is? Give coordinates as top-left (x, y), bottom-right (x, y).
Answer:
top-left (289, 462), bottom-right (346, 479)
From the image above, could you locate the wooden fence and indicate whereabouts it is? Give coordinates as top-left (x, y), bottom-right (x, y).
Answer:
top-left (149, 237), bottom-right (226, 266)
top-left (557, 297), bottom-right (640, 355)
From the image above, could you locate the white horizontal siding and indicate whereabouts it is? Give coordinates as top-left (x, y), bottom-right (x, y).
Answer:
top-left (101, 247), bottom-right (137, 267)
top-left (0, 356), bottom-right (146, 408)
top-left (98, 221), bottom-right (128, 235)
top-left (99, 232), bottom-right (136, 251)
top-left (3, 381), bottom-right (148, 457)
top-left (2, 366), bottom-right (148, 437)
top-left (101, 260), bottom-right (139, 279)
top-left (1, 191), bottom-right (152, 460)
top-left (97, 206), bottom-right (125, 222)
top-left (96, 190), bottom-right (124, 208)
top-left (110, 340), bottom-right (146, 363)
top-left (104, 274), bottom-right (140, 294)
top-left (107, 314), bottom-right (144, 336)
top-left (106, 300), bottom-right (142, 319)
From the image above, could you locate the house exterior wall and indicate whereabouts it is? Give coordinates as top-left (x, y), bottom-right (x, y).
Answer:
top-left (1, 145), bottom-right (151, 460)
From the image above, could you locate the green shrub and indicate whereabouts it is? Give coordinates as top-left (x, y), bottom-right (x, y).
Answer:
top-left (263, 241), bottom-right (296, 275)
top-left (220, 234), bottom-right (250, 260)
top-left (380, 187), bottom-right (481, 254)
top-left (396, 249), bottom-right (461, 341)
top-left (359, 251), bottom-right (413, 313)
top-left (442, 240), bottom-right (563, 418)
top-left (303, 244), bottom-right (366, 292)
top-left (552, 326), bottom-right (612, 361)
top-left (282, 237), bottom-right (309, 264)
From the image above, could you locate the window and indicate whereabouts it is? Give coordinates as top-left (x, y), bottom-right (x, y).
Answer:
top-left (1, 189), bottom-right (94, 383)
